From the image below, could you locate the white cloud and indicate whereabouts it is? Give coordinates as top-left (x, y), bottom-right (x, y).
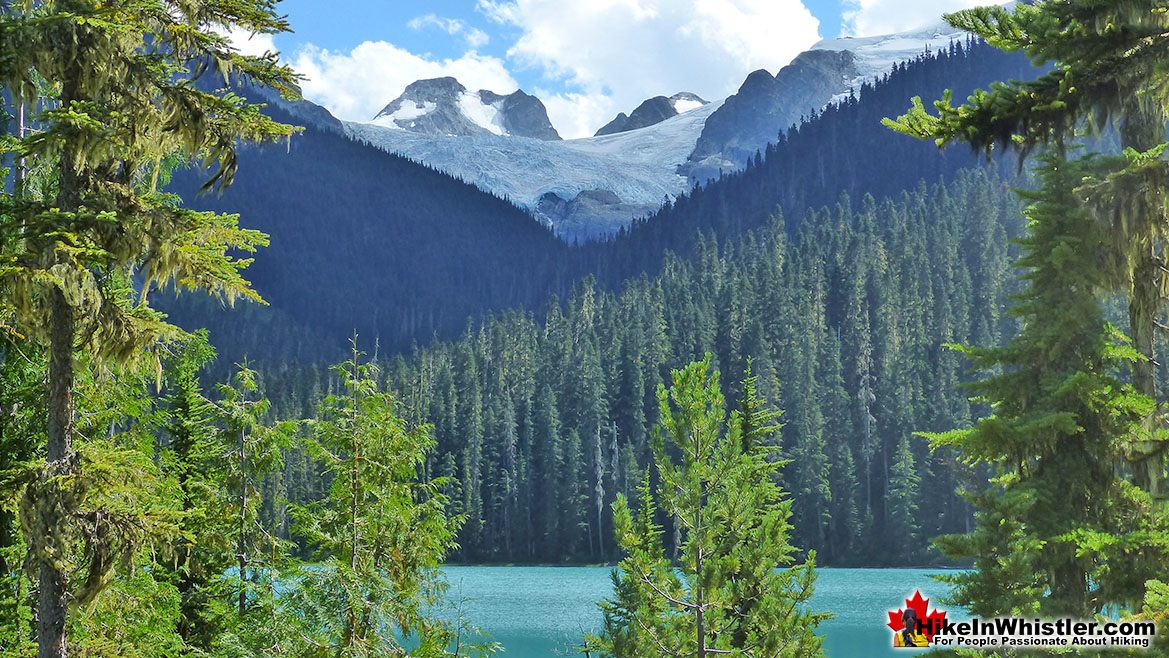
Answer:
top-left (219, 25), bottom-right (278, 58)
top-left (477, 0), bottom-right (821, 137)
top-left (291, 42), bottom-right (518, 121)
top-left (538, 90), bottom-right (620, 143)
top-left (408, 14), bottom-right (491, 49)
top-left (465, 28), bottom-right (491, 49)
top-left (842, 0), bottom-right (987, 37)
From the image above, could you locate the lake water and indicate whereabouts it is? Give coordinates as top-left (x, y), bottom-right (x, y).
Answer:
top-left (440, 566), bottom-right (960, 657)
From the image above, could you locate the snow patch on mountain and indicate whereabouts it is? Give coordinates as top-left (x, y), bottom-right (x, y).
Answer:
top-left (669, 92), bottom-right (709, 115)
top-left (812, 19), bottom-right (970, 99)
top-left (371, 101), bottom-right (435, 130)
top-left (458, 92), bottom-right (505, 136)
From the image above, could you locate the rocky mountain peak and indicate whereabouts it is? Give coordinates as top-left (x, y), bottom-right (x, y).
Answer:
top-left (594, 91), bottom-right (709, 137)
top-left (372, 77), bottom-right (560, 140)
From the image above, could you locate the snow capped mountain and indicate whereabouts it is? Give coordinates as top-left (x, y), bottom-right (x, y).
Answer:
top-left (686, 17), bottom-right (972, 182)
top-left (348, 99), bottom-right (722, 242)
top-left (670, 92), bottom-right (708, 114)
top-left (595, 92), bottom-right (710, 137)
top-left (372, 77), bottom-right (561, 141)
top-left (346, 17), bottom-right (988, 242)
top-left (686, 50), bottom-right (858, 182)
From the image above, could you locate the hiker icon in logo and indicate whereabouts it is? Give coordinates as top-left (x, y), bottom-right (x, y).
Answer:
top-left (887, 591), bottom-right (947, 649)
top-left (894, 608), bottom-right (930, 647)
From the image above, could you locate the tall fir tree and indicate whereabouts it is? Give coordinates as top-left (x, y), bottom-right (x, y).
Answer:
top-left (287, 341), bottom-right (476, 657)
top-left (887, 0), bottom-right (1169, 495)
top-left (925, 157), bottom-right (1168, 617)
top-left (587, 357), bottom-right (826, 658)
top-left (0, 3), bottom-right (298, 655)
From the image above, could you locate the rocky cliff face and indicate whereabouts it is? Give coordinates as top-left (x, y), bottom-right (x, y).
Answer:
top-left (685, 49), bottom-right (859, 183)
top-left (373, 77), bottom-right (560, 140)
top-left (479, 89), bottom-right (562, 141)
top-left (595, 92), bottom-right (710, 136)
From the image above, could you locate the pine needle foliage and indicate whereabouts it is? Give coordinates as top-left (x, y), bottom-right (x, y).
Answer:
top-left (923, 156), bottom-right (1169, 619)
top-left (0, 2), bottom-right (299, 656)
top-left (286, 340), bottom-right (492, 658)
top-left (885, 0), bottom-right (1169, 495)
top-left (587, 356), bottom-right (827, 658)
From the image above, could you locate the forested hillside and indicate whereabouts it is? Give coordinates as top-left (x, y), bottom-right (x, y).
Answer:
top-left (165, 38), bottom-right (1049, 566)
top-left (164, 112), bottom-right (572, 366)
top-left (582, 37), bottom-right (1039, 285)
top-left (259, 168), bottom-right (1024, 565)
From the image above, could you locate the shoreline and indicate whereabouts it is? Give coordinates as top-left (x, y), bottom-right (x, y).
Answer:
top-left (441, 564), bottom-right (969, 570)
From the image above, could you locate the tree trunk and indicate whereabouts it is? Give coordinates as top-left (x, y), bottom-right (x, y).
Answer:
top-left (238, 425), bottom-right (247, 617)
top-left (1120, 103), bottom-right (1166, 496)
top-left (347, 341), bottom-right (361, 648)
top-left (12, 78), bottom-right (27, 200)
top-left (1131, 251), bottom-right (1162, 495)
top-left (695, 524), bottom-right (705, 658)
top-left (39, 288), bottom-right (74, 658)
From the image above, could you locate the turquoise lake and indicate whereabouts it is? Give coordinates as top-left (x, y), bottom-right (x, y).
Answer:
top-left (440, 567), bottom-right (960, 657)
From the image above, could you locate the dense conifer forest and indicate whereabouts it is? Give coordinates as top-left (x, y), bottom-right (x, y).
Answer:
top-left (160, 38), bottom-right (1048, 568)
top-left (258, 169), bottom-right (1025, 565)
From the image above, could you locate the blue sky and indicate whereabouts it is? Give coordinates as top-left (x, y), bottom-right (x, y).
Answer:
top-left (235, 0), bottom-right (984, 137)
top-left (273, 1), bottom-right (847, 57)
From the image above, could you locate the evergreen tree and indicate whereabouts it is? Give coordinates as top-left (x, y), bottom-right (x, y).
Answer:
top-left (885, 436), bottom-right (921, 559)
top-left (887, 0), bottom-right (1169, 495)
top-left (587, 357), bottom-right (826, 658)
top-left (925, 157), bottom-right (1168, 617)
top-left (0, 337), bottom-right (44, 656)
top-left (211, 362), bottom-right (291, 631)
top-left (0, 3), bottom-right (298, 655)
top-left (157, 334), bottom-right (221, 650)
top-left (287, 341), bottom-right (474, 657)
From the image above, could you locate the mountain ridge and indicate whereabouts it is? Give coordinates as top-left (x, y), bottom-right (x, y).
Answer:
top-left (595, 92), bottom-right (710, 136)
top-left (348, 19), bottom-right (984, 240)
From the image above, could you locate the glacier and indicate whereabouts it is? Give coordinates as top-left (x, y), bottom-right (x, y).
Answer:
top-left (346, 100), bottom-right (723, 242)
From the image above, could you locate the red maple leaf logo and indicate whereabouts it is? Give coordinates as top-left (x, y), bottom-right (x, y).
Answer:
top-left (887, 590), bottom-right (948, 642)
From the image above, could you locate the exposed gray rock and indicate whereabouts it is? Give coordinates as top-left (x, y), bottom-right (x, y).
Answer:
top-left (686, 49), bottom-right (858, 183)
top-left (595, 112), bottom-right (632, 136)
top-left (480, 89), bottom-right (562, 140)
top-left (536, 190), bottom-right (656, 243)
top-left (374, 77), bottom-right (561, 140)
top-left (373, 77), bottom-right (485, 136)
top-left (595, 92), bottom-right (709, 136)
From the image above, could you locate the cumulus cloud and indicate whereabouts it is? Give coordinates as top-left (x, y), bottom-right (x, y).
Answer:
top-left (219, 25), bottom-right (278, 58)
top-left (843, 0), bottom-right (988, 37)
top-left (538, 90), bottom-right (621, 143)
top-left (291, 43), bottom-right (518, 121)
top-left (477, 0), bottom-right (821, 137)
top-left (408, 13), bottom-right (491, 49)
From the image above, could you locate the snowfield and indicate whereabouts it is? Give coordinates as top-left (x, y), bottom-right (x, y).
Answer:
top-left (343, 13), bottom-right (999, 241)
top-left (345, 100), bottom-right (723, 237)
top-left (457, 91), bottom-right (506, 136)
top-left (371, 101), bottom-right (434, 129)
